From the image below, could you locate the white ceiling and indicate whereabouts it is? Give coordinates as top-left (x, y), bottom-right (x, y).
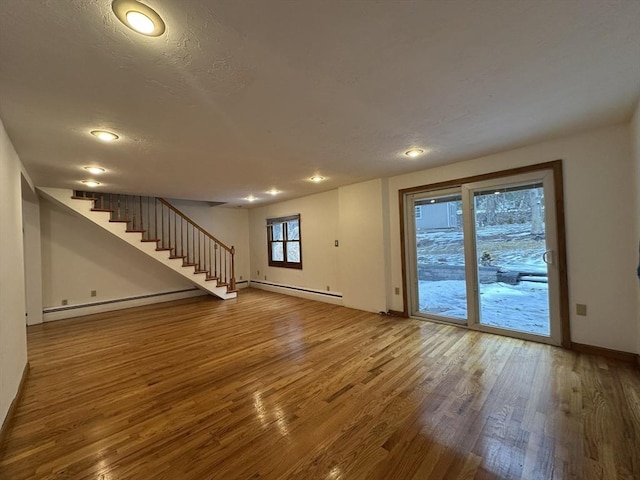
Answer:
top-left (1, 0), bottom-right (639, 206)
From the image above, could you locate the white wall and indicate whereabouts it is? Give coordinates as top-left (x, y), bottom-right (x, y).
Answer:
top-left (631, 98), bottom-right (640, 356)
top-left (0, 119), bottom-right (28, 427)
top-left (246, 179), bottom-right (390, 313)
top-left (388, 123), bottom-right (638, 353)
top-left (249, 190), bottom-right (340, 295)
top-left (22, 179), bottom-right (43, 325)
top-left (168, 200), bottom-right (250, 284)
top-left (244, 123), bottom-right (637, 352)
top-left (338, 179), bottom-right (388, 312)
top-left (40, 199), bottom-right (196, 309)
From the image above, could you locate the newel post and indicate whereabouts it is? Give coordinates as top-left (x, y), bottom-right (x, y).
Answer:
top-left (230, 246), bottom-right (236, 291)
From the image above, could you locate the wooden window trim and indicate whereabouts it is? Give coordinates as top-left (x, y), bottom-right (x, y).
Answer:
top-left (267, 214), bottom-right (303, 269)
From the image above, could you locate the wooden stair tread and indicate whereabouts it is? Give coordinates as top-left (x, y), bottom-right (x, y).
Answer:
top-left (68, 192), bottom-right (237, 301)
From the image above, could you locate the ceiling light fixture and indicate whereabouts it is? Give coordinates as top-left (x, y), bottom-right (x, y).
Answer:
top-left (90, 130), bottom-right (119, 142)
top-left (112, 0), bottom-right (166, 37)
top-left (405, 148), bottom-right (424, 158)
top-left (81, 180), bottom-right (101, 187)
top-left (310, 175), bottom-right (325, 183)
top-left (126, 11), bottom-right (155, 34)
top-left (83, 166), bottom-right (106, 174)
top-left (245, 195), bottom-right (257, 202)
top-left (267, 189), bottom-right (281, 195)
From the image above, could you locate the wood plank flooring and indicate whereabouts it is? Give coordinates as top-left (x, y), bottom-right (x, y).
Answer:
top-left (0, 288), bottom-right (638, 479)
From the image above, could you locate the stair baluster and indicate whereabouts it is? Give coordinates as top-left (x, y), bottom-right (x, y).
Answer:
top-left (73, 190), bottom-right (236, 294)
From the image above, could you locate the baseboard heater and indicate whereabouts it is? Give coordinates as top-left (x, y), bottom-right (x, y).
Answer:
top-left (43, 288), bottom-right (201, 313)
top-left (249, 280), bottom-right (342, 298)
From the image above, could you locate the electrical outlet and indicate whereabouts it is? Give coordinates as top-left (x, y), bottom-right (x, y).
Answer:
top-left (326, 285), bottom-right (330, 291)
top-left (264, 275), bottom-right (267, 280)
top-left (395, 287), bottom-right (400, 295)
top-left (91, 290), bottom-right (97, 297)
top-left (334, 240), bottom-right (339, 247)
top-left (61, 299), bottom-right (68, 306)
top-left (257, 270), bottom-right (260, 276)
top-left (239, 275), bottom-right (243, 280)
top-left (576, 304), bottom-right (587, 316)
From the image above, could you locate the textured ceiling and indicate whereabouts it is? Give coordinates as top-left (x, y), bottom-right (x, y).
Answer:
top-left (1, 0), bottom-right (639, 206)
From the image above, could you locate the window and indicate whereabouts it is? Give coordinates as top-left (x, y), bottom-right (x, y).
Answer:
top-left (267, 215), bottom-right (302, 269)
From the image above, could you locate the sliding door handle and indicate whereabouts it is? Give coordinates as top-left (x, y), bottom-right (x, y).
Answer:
top-left (542, 250), bottom-right (554, 265)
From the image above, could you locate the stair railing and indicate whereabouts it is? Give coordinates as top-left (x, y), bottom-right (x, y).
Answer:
top-left (75, 191), bottom-right (236, 292)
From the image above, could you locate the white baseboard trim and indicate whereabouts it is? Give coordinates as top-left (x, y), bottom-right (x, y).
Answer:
top-left (43, 288), bottom-right (207, 322)
top-left (249, 280), bottom-right (343, 306)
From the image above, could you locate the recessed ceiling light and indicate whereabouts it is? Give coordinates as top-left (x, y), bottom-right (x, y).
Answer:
top-left (310, 175), bottom-right (325, 183)
top-left (405, 148), bottom-right (424, 158)
top-left (83, 166), bottom-right (106, 174)
top-left (112, 0), bottom-right (166, 37)
top-left (245, 195), bottom-right (257, 202)
top-left (90, 130), bottom-right (119, 142)
top-left (126, 11), bottom-right (155, 34)
top-left (81, 180), bottom-right (101, 187)
top-left (267, 189), bottom-right (281, 195)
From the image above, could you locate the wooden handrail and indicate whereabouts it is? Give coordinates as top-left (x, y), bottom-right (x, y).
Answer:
top-left (75, 190), bottom-right (236, 293)
top-left (156, 198), bottom-right (233, 253)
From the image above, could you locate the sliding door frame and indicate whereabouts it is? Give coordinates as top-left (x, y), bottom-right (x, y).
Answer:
top-left (398, 160), bottom-right (571, 348)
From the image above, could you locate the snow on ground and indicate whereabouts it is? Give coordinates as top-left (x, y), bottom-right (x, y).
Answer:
top-left (418, 280), bottom-right (550, 335)
top-left (415, 223), bottom-right (551, 336)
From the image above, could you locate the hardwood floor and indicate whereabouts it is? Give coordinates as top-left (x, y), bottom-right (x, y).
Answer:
top-left (0, 288), bottom-right (638, 479)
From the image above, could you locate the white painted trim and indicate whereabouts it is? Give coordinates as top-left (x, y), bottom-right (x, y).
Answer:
top-left (249, 280), bottom-right (343, 306)
top-left (43, 289), bottom-right (207, 322)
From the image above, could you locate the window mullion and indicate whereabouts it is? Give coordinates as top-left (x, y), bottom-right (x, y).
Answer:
top-left (283, 222), bottom-right (288, 264)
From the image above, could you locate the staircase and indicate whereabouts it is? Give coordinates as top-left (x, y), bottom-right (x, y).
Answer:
top-left (38, 187), bottom-right (237, 300)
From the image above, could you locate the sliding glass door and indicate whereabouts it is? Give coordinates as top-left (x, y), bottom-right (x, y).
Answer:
top-left (406, 168), bottom-right (562, 345)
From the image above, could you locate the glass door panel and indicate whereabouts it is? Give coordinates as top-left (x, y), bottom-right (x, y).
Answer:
top-left (412, 190), bottom-right (467, 323)
top-left (471, 182), bottom-right (551, 336)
